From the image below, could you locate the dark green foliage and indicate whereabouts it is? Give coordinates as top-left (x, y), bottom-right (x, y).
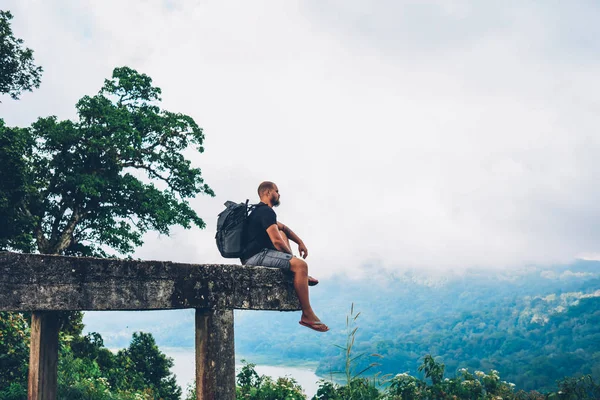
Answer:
top-left (0, 316), bottom-right (181, 400)
top-left (184, 383), bottom-right (196, 400)
top-left (312, 380), bottom-right (341, 399)
top-left (236, 361), bottom-right (306, 399)
top-left (113, 332), bottom-right (181, 400)
top-left (231, 266), bottom-right (600, 393)
top-left (326, 293), bottom-right (600, 393)
top-left (0, 122), bottom-right (35, 252)
top-left (335, 378), bottom-right (382, 400)
top-left (1, 66), bottom-right (213, 256)
top-left (0, 312), bottom-right (29, 396)
top-left (57, 345), bottom-right (114, 400)
top-left (0, 55), bottom-right (210, 398)
top-left (551, 375), bottom-right (600, 400)
top-left (381, 357), bottom-right (516, 399)
top-left (417, 355), bottom-right (444, 386)
top-left (0, 10), bottom-right (42, 100)
top-left (8, 66), bottom-right (213, 256)
top-left (313, 355), bottom-right (600, 399)
top-left (0, 383), bottom-right (27, 400)
top-left (386, 373), bottom-right (424, 400)
top-left (1, 65), bottom-right (212, 351)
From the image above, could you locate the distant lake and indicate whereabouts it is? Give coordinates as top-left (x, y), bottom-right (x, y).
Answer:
top-left (162, 347), bottom-right (322, 398)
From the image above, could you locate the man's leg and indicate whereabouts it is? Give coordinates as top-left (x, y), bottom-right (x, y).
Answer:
top-left (279, 230), bottom-right (318, 286)
top-left (289, 257), bottom-right (328, 331)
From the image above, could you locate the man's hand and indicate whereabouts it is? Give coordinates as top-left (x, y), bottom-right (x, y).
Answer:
top-left (298, 242), bottom-right (309, 259)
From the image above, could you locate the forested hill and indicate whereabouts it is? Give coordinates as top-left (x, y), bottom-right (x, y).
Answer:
top-left (84, 260), bottom-right (600, 392)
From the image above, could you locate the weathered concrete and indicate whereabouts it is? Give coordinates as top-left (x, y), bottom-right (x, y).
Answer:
top-left (0, 252), bottom-right (301, 312)
top-left (1, 251), bottom-right (303, 400)
top-left (196, 309), bottom-right (235, 400)
top-left (28, 311), bottom-right (59, 400)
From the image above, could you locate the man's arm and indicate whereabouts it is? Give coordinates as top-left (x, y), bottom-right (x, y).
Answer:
top-left (278, 221), bottom-right (308, 259)
top-left (277, 222), bottom-right (303, 244)
top-left (266, 224), bottom-right (293, 254)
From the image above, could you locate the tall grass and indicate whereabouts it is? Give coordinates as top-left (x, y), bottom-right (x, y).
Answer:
top-left (333, 303), bottom-right (385, 399)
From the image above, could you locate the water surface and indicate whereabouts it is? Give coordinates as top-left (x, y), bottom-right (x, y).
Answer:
top-left (163, 347), bottom-right (322, 398)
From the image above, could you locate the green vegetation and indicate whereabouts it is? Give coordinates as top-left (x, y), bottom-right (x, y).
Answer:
top-left (227, 264), bottom-right (600, 394)
top-left (1, 9), bottom-right (214, 398)
top-left (227, 357), bottom-right (599, 399)
top-left (0, 10), bottom-right (42, 100)
top-left (0, 65), bottom-right (213, 256)
top-left (4, 322), bottom-right (598, 400)
top-left (2, 6), bottom-right (600, 399)
top-left (335, 303), bottom-right (385, 390)
top-left (82, 265), bottom-right (600, 396)
top-left (314, 282), bottom-right (600, 393)
top-left (182, 302), bottom-right (600, 399)
top-left (0, 318), bottom-right (181, 400)
top-left (0, 312), bottom-right (29, 395)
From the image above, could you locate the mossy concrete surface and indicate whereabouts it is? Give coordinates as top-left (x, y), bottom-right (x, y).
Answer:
top-left (0, 251), bottom-right (301, 312)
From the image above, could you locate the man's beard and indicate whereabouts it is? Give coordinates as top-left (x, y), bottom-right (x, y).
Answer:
top-left (272, 195), bottom-right (280, 207)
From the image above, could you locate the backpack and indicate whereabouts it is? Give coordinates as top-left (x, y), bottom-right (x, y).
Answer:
top-left (215, 200), bottom-right (255, 258)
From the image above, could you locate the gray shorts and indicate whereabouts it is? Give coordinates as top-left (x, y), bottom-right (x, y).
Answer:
top-left (242, 248), bottom-right (292, 270)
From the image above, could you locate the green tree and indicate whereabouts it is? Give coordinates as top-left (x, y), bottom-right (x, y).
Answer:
top-left (57, 335), bottom-right (160, 400)
top-left (312, 381), bottom-right (342, 400)
top-left (1, 66), bottom-right (211, 396)
top-left (114, 332), bottom-right (181, 400)
top-left (0, 312), bottom-right (29, 394)
top-left (8, 66), bottom-right (213, 257)
top-left (387, 373), bottom-right (425, 400)
top-left (1, 65), bottom-right (213, 335)
top-left (550, 375), bottom-right (600, 400)
top-left (417, 355), bottom-right (445, 386)
top-left (237, 361), bottom-right (263, 397)
top-left (236, 362), bottom-right (305, 400)
top-left (0, 10), bottom-right (42, 100)
top-left (0, 122), bottom-right (35, 252)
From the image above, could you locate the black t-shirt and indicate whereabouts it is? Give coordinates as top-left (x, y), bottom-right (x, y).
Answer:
top-left (241, 203), bottom-right (277, 260)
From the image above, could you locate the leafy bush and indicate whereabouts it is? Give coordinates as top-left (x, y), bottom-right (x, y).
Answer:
top-left (236, 361), bottom-right (305, 400)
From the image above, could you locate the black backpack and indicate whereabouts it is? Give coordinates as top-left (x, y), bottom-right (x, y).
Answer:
top-left (215, 200), bottom-right (255, 258)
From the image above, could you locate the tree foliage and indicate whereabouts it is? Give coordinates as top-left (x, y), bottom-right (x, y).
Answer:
top-left (233, 266), bottom-right (600, 393)
top-left (0, 326), bottom-right (181, 400)
top-left (311, 355), bottom-right (600, 399)
top-left (0, 312), bottom-right (29, 392)
top-left (0, 122), bottom-right (35, 251)
top-left (113, 332), bottom-right (181, 400)
top-left (0, 10), bottom-right (42, 100)
top-left (1, 66), bottom-right (213, 256)
top-left (235, 361), bottom-right (306, 400)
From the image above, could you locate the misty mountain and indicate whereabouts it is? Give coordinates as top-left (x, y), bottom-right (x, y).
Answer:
top-left (83, 260), bottom-right (600, 392)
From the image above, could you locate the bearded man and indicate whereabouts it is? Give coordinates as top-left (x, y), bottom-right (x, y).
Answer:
top-left (240, 181), bottom-right (328, 332)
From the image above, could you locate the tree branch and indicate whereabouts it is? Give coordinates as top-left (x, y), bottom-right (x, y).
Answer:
top-left (49, 200), bottom-right (68, 244)
top-left (52, 207), bottom-right (81, 255)
top-left (119, 162), bottom-right (178, 191)
top-left (23, 205), bottom-right (49, 253)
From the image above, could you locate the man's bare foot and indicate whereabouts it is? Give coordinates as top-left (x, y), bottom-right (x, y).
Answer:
top-left (308, 276), bottom-right (319, 286)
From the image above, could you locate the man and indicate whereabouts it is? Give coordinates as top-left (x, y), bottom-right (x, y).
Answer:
top-left (241, 181), bottom-right (329, 332)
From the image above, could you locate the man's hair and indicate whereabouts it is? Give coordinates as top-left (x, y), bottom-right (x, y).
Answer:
top-left (258, 181), bottom-right (276, 197)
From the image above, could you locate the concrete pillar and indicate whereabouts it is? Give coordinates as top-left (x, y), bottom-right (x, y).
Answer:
top-left (195, 308), bottom-right (235, 400)
top-left (28, 311), bottom-right (59, 400)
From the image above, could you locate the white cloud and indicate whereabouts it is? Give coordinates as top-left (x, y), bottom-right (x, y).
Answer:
top-left (2, 1), bottom-right (600, 276)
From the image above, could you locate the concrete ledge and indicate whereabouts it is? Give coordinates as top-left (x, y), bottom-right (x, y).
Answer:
top-left (0, 252), bottom-right (301, 312)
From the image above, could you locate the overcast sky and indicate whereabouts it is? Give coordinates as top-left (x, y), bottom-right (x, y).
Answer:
top-left (2, 0), bottom-right (600, 277)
